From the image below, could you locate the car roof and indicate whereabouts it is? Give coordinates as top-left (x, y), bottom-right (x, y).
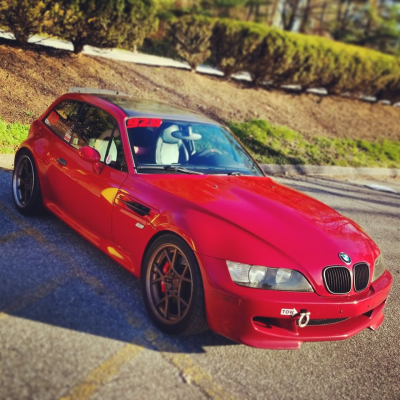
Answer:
top-left (68, 90), bottom-right (218, 125)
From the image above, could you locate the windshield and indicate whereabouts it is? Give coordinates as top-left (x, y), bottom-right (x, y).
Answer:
top-left (126, 118), bottom-right (263, 176)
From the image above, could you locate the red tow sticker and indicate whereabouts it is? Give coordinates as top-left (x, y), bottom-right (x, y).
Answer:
top-left (126, 118), bottom-right (162, 129)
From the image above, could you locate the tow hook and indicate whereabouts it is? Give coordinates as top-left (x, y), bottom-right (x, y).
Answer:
top-left (298, 310), bottom-right (311, 328)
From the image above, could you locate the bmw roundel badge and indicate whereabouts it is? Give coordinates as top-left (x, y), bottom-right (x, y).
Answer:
top-left (339, 252), bottom-right (351, 265)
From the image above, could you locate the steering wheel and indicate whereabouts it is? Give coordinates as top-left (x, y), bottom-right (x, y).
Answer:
top-left (196, 148), bottom-right (223, 157)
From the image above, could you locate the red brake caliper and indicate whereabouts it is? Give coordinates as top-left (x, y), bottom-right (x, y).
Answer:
top-left (161, 262), bottom-right (170, 293)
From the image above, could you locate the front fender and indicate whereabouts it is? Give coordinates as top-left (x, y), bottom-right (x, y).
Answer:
top-left (152, 207), bottom-right (301, 272)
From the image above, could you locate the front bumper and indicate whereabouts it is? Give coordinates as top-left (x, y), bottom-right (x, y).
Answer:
top-left (197, 254), bottom-right (393, 349)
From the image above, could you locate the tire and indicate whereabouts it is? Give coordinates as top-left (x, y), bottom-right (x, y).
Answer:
top-left (12, 149), bottom-right (43, 215)
top-left (142, 234), bottom-right (208, 335)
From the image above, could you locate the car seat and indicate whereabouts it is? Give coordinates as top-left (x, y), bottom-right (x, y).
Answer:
top-left (154, 125), bottom-right (189, 164)
top-left (94, 138), bottom-right (118, 163)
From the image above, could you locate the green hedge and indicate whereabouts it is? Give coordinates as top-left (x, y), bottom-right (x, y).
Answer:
top-left (169, 16), bottom-right (400, 101)
top-left (209, 19), bottom-right (266, 78)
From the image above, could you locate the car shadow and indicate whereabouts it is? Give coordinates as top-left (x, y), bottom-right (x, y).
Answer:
top-left (0, 170), bottom-right (236, 353)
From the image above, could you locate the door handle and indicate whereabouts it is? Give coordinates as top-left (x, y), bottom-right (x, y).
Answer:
top-left (117, 196), bottom-right (151, 217)
top-left (57, 158), bottom-right (67, 166)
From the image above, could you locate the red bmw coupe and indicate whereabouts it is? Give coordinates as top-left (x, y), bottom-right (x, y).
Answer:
top-left (12, 89), bottom-right (392, 349)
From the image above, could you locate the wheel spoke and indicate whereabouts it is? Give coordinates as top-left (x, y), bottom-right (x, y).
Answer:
top-left (180, 264), bottom-right (189, 278)
top-left (23, 162), bottom-right (31, 178)
top-left (152, 262), bottom-right (164, 277)
top-left (151, 276), bottom-right (163, 284)
top-left (182, 277), bottom-right (192, 283)
top-left (163, 297), bottom-right (169, 319)
top-left (180, 298), bottom-right (188, 308)
top-left (170, 248), bottom-right (177, 270)
top-left (156, 296), bottom-right (167, 307)
top-left (164, 249), bottom-right (172, 265)
top-left (21, 162), bottom-right (28, 176)
top-left (177, 297), bottom-right (181, 318)
top-left (26, 181), bottom-right (32, 193)
top-left (21, 187), bottom-right (27, 204)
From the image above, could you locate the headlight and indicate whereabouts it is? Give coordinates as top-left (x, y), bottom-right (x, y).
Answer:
top-left (226, 261), bottom-right (313, 292)
top-left (372, 255), bottom-right (386, 282)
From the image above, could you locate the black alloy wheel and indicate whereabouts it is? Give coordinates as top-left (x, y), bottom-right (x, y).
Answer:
top-left (12, 150), bottom-right (43, 215)
top-left (142, 234), bottom-right (208, 335)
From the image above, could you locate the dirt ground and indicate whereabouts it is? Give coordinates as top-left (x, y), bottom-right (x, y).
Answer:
top-left (1, 39), bottom-right (400, 141)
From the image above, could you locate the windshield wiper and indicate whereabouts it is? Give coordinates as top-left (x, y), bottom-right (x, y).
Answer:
top-left (136, 165), bottom-right (203, 175)
top-left (164, 166), bottom-right (204, 175)
top-left (227, 172), bottom-right (244, 176)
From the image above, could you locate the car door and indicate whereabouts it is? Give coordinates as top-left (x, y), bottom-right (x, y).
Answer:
top-left (43, 100), bottom-right (128, 242)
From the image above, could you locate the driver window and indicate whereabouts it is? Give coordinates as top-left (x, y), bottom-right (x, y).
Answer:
top-left (76, 105), bottom-right (127, 172)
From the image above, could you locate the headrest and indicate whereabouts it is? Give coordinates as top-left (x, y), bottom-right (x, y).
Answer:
top-left (171, 131), bottom-right (202, 141)
top-left (161, 125), bottom-right (181, 144)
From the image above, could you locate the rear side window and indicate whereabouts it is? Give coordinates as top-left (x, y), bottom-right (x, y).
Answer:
top-left (44, 100), bottom-right (81, 142)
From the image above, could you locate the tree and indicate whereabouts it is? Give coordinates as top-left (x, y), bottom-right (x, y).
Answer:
top-left (316, 0), bottom-right (329, 36)
top-left (298, 0), bottom-right (312, 33)
top-left (46, 0), bottom-right (158, 54)
top-left (267, 0), bottom-right (280, 25)
top-left (353, 0), bottom-right (400, 53)
top-left (169, 15), bottom-right (215, 72)
top-left (245, 0), bottom-right (269, 22)
top-left (281, 0), bottom-right (302, 31)
top-left (324, 0), bottom-right (400, 54)
top-left (0, 0), bottom-right (50, 43)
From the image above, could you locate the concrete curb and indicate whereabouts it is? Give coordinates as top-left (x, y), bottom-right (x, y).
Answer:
top-left (262, 164), bottom-right (400, 178)
top-left (1, 154), bottom-right (399, 178)
top-left (0, 154), bottom-right (14, 170)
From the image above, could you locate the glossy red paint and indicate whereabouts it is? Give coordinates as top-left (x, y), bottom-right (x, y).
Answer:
top-left (15, 92), bottom-right (393, 349)
top-left (197, 253), bottom-right (391, 349)
top-left (78, 146), bottom-right (101, 163)
top-left (78, 146), bottom-right (102, 173)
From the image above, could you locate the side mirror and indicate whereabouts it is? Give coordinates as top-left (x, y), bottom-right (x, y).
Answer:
top-left (78, 146), bottom-right (102, 173)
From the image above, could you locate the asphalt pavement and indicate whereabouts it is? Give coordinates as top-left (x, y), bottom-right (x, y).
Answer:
top-left (0, 168), bottom-right (399, 400)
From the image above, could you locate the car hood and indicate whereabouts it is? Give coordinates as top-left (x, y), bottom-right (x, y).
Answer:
top-left (137, 174), bottom-right (378, 276)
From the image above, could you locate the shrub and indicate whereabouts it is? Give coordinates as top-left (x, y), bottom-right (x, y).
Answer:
top-left (169, 15), bottom-right (215, 71)
top-left (210, 19), bottom-right (267, 78)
